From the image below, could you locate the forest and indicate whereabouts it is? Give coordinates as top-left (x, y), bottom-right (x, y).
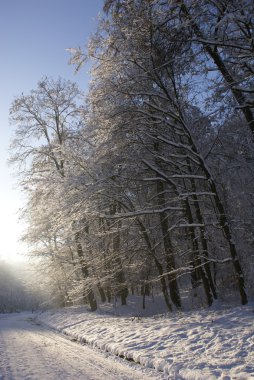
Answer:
top-left (6, 0), bottom-right (254, 312)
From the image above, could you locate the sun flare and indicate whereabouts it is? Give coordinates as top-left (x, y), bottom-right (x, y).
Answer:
top-left (0, 196), bottom-right (25, 262)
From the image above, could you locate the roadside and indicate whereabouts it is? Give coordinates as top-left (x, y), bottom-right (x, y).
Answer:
top-left (36, 297), bottom-right (254, 379)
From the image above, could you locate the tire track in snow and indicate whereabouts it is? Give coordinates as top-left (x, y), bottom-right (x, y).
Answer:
top-left (0, 313), bottom-right (159, 380)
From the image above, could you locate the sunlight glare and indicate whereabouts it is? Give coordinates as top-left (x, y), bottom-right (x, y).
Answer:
top-left (0, 195), bottom-right (26, 262)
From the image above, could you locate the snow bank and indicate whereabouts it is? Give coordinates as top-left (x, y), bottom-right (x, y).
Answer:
top-left (37, 298), bottom-right (254, 379)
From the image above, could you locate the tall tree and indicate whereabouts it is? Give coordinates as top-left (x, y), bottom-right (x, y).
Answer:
top-left (9, 76), bottom-right (98, 311)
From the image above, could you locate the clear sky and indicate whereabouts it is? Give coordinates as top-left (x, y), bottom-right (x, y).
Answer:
top-left (0, 0), bottom-right (103, 261)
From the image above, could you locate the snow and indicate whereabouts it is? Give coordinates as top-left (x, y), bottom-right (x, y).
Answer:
top-left (35, 297), bottom-right (254, 380)
top-left (0, 298), bottom-right (253, 379)
top-left (104, 205), bottom-right (183, 218)
top-left (0, 312), bottom-right (158, 380)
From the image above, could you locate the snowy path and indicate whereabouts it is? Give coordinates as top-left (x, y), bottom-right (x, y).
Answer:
top-left (0, 313), bottom-right (157, 380)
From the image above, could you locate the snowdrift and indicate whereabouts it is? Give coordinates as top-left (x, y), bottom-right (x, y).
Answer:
top-left (37, 297), bottom-right (254, 379)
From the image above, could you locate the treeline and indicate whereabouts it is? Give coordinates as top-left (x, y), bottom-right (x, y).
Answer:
top-left (9, 0), bottom-right (254, 311)
top-left (0, 261), bottom-right (45, 312)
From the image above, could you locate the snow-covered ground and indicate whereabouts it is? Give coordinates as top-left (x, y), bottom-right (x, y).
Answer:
top-left (0, 312), bottom-right (158, 380)
top-left (37, 296), bottom-right (254, 380)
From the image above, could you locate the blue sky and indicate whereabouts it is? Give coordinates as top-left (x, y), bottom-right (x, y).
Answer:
top-left (0, 0), bottom-right (103, 261)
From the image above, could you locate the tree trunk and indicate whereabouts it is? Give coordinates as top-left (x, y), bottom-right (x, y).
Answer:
top-left (75, 231), bottom-right (97, 311)
top-left (111, 203), bottom-right (128, 305)
top-left (185, 133), bottom-right (248, 305)
top-left (186, 158), bottom-right (217, 300)
top-left (156, 179), bottom-right (182, 309)
top-left (97, 282), bottom-right (107, 303)
top-left (136, 218), bottom-right (173, 311)
top-left (184, 197), bottom-right (214, 306)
